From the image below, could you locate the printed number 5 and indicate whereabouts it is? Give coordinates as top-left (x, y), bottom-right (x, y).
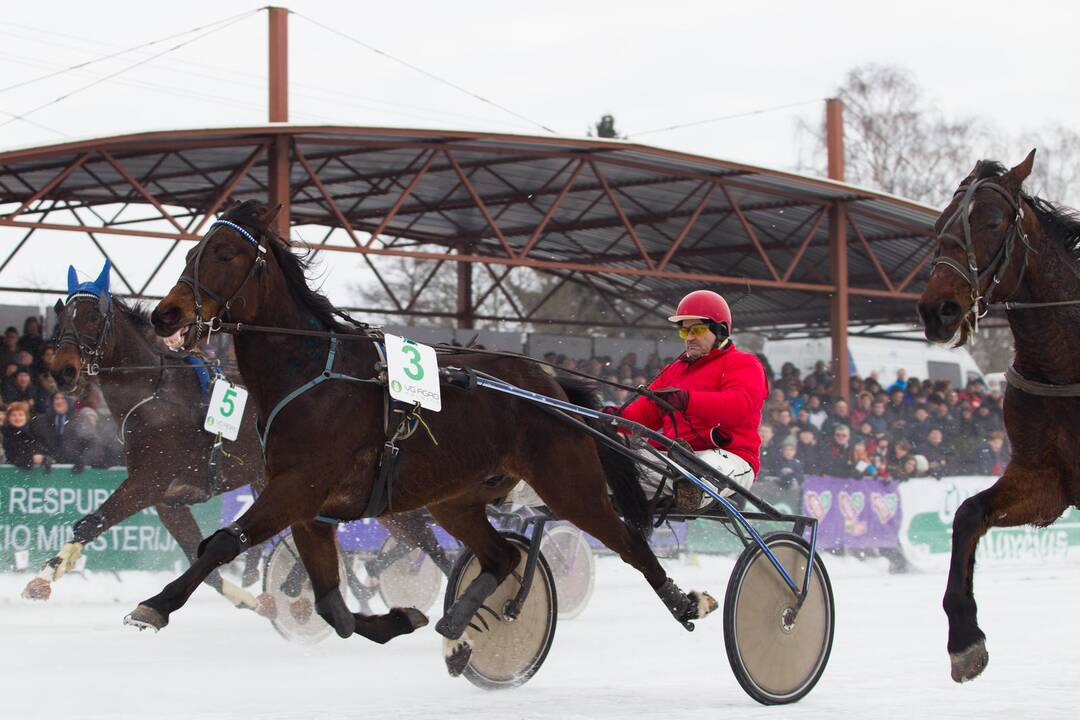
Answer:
top-left (401, 345), bottom-right (424, 381)
top-left (221, 388), bottom-right (237, 417)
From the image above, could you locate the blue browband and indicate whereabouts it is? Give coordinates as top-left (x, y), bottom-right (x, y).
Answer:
top-left (209, 220), bottom-right (261, 250)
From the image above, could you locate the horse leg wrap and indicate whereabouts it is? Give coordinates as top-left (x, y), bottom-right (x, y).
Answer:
top-left (655, 578), bottom-right (713, 631)
top-left (315, 588), bottom-right (355, 639)
top-left (73, 512), bottom-right (107, 545)
top-left (196, 523), bottom-right (251, 561)
top-left (435, 572), bottom-right (499, 640)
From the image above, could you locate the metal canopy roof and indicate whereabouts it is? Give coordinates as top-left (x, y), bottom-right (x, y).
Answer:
top-left (0, 125), bottom-right (938, 331)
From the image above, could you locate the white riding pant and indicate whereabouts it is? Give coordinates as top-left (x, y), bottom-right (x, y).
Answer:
top-left (638, 446), bottom-right (755, 509)
top-left (508, 447), bottom-right (754, 511)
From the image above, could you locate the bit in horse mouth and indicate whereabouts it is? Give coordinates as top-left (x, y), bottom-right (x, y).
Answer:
top-left (164, 323), bottom-right (194, 351)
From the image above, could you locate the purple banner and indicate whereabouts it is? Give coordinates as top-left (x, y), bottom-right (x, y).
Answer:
top-left (801, 475), bottom-right (902, 550)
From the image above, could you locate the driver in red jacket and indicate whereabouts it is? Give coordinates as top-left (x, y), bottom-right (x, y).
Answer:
top-left (617, 290), bottom-right (767, 510)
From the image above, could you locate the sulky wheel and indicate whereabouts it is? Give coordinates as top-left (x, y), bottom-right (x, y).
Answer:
top-left (262, 534), bottom-right (347, 645)
top-left (376, 536), bottom-right (444, 615)
top-left (723, 532), bottom-right (834, 705)
top-left (539, 524), bottom-right (595, 620)
top-left (443, 532), bottom-right (557, 690)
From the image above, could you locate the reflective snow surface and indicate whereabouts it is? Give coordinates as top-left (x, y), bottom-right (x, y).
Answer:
top-left (1, 553), bottom-right (1077, 720)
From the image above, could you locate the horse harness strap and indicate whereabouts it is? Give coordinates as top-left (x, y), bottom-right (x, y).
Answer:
top-left (1005, 365), bottom-right (1080, 397)
top-left (257, 334), bottom-right (379, 450)
top-left (931, 177), bottom-right (1032, 330)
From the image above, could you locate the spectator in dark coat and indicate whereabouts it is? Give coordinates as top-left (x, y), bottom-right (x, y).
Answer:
top-left (822, 399), bottom-right (852, 437)
top-left (31, 392), bottom-right (79, 464)
top-left (866, 400), bottom-right (889, 435)
top-left (2, 368), bottom-right (45, 411)
top-left (0, 327), bottom-right (19, 371)
top-left (3, 401), bottom-right (43, 469)
top-left (773, 438), bottom-right (805, 490)
top-left (922, 428), bottom-right (952, 477)
top-left (796, 428), bottom-right (822, 475)
top-left (822, 424), bottom-right (856, 478)
top-left (976, 432), bottom-right (1010, 476)
top-left (17, 316), bottom-right (43, 359)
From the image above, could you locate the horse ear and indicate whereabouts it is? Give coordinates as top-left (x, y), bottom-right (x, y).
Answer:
top-left (53, 298), bottom-right (64, 317)
top-left (962, 161), bottom-right (981, 183)
top-left (258, 203), bottom-right (282, 229)
top-left (94, 258), bottom-right (111, 295)
top-left (67, 266), bottom-right (78, 295)
top-left (1008, 149), bottom-right (1036, 184)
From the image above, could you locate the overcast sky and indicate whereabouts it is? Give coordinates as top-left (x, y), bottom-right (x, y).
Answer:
top-left (0, 0), bottom-right (1076, 313)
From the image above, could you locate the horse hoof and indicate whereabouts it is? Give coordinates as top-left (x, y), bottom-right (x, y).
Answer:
top-left (435, 615), bottom-right (464, 640)
top-left (950, 640), bottom-right (989, 683)
top-left (443, 634), bottom-right (473, 677)
top-left (289, 598), bottom-right (313, 625)
top-left (255, 593), bottom-right (277, 619)
top-left (689, 590), bottom-right (718, 619)
top-left (399, 607), bottom-right (429, 632)
top-left (124, 604), bottom-right (168, 632)
top-left (22, 577), bottom-right (51, 601)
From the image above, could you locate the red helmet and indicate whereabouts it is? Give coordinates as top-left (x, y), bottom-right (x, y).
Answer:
top-left (668, 290), bottom-right (731, 331)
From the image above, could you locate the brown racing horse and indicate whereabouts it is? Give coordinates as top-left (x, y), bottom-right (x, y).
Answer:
top-left (918, 150), bottom-right (1080, 682)
top-left (32, 262), bottom-right (452, 625)
top-left (136, 200), bottom-right (715, 665)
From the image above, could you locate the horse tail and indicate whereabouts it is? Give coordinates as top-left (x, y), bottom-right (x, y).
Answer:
top-left (554, 375), bottom-right (651, 541)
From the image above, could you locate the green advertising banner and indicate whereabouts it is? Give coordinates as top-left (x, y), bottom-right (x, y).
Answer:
top-left (0, 466), bottom-right (222, 573)
top-left (684, 477), bottom-right (802, 554)
top-left (899, 475), bottom-right (1080, 570)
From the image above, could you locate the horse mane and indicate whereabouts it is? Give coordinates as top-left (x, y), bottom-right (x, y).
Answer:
top-left (113, 296), bottom-right (153, 329)
top-left (972, 159), bottom-right (1080, 261)
top-left (220, 200), bottom-right (348, 332)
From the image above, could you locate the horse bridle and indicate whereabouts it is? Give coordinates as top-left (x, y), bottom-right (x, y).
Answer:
top-left (930, 176), bottom-right (1033, 331)
top-left (54, 291), bottom-right (113, 376)
top-left (178, 219), bottom-right (267, 343)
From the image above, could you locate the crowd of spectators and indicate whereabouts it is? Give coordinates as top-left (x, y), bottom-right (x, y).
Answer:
top-left (0, 317), bottom-right (123, 472)
top-left (545, 348), bottom-right (1009, 491)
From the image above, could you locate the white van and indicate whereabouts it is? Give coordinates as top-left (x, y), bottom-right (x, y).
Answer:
top-left (763, 333), bottom-right (984, 389)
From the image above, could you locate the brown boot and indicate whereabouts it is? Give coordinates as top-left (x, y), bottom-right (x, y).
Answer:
top-left (163, 476), bottom-right (212, 505)
top-left (674, 479), bottom-right (703, 512)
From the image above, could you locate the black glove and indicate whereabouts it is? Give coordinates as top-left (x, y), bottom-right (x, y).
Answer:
top-left (653, 388), bottom-right (690, 412)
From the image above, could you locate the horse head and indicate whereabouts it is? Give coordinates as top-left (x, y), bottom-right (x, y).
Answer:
top-left (917, 150), bottom-right (1037, 346)
top-left (52, 258), bottom-right (113, 391)
top-left (151, 201), bottom-right (280, 350)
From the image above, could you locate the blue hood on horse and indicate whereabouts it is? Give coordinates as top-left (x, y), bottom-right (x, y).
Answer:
top-left (67, 259), bottom-right (111, 300)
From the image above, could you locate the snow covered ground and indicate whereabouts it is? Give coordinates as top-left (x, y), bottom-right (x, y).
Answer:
top-left (1, 553), bottom-right (1077, 720)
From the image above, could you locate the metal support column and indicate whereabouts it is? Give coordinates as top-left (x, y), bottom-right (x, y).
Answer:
top-left (268, 6), bottom-right (290, 237)
top-left (457, 249), bottom-right (475, 330)
top-left (826, 98), bottom-right (850, 401)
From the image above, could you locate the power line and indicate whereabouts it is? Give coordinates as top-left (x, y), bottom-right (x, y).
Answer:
top-left (292, 11), bottom-right (559, 135)
top-left (627, 98), bottom-right (826, 138)
top-left (0, 9), bottom-right (262, 131)
top-left (0, 9), bottom-right (262, 96)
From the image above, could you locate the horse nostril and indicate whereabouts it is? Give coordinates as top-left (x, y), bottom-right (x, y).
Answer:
top-left (61, 366), bottom-right (76, 381)
top-left (153, 305), bottom-right (179, 327)
top-left (939, 300), bottom-right (962, 322)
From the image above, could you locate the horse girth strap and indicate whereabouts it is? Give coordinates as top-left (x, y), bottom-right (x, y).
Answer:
top-left (257, 334), bottom-right (380, 450)
top-left (1005, 365), bottom-right (1080, 397)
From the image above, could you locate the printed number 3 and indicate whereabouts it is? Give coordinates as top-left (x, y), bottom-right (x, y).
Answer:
top-left (401, 345), bottom-right (424, 380)
top-left (221, 388), bottom-right (237, 417)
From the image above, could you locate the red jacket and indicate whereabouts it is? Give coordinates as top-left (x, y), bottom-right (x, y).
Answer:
top-left (618, 343), bottom-right (767, 474)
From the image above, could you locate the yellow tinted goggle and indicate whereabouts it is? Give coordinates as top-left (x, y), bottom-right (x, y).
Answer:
top-left (677, 324), bottom-right (712, 340)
